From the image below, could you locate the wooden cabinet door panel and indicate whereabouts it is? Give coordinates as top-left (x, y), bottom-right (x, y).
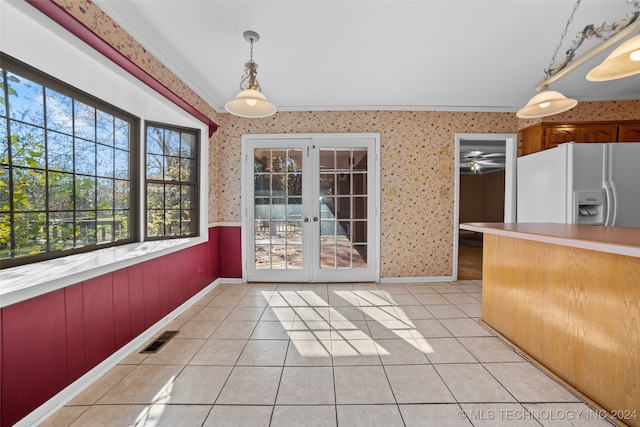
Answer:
top-left (520, 124), bottom-right (543, 156)
top-left (543, 126), bottom-right (577, 149)
top-left (578, 124), bottom-right (618, 143)
top-left (618, 124), bottom-right (640, 142)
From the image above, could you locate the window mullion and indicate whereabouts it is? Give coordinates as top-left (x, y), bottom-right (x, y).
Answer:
top-left (43, 85), bottom-right (50, 254)
top-left (3, 68), bottom-right (16, 258)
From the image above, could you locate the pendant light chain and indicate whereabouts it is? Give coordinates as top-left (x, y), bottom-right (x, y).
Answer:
top-left (545, 0), bottom-right (582, 79)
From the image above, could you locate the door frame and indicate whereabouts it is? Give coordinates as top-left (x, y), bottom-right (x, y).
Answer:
top-left (453, 133), bottom-right (517, 280)
top-left (241, 133), bottom-right (381, 283)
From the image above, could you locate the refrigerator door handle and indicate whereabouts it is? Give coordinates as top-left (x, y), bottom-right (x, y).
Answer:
top-left (609, 180), bottom-right (618, 227)
top-left (603, 181), bottom-right (616, 227)
top-left (603, 183), bottom-right (612, 226)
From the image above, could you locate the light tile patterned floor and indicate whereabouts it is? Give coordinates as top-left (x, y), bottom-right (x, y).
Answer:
top-left (41, 281), bottom-right (614, 427)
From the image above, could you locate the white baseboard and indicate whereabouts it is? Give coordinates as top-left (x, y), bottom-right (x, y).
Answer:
top-left (380, 276), bottom-right (455, 284)
top-left (19, 280), bottom-right (220, 427)
top-left (215, 278), bottom-right (243, 284)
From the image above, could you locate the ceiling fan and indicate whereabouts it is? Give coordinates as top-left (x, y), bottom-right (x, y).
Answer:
top-left (460, 152), bottom-right (506, 173)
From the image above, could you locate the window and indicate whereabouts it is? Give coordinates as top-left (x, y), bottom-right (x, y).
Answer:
top-left (145, 123), bottom-right (199, 239)
top-left (0, 55), bottom-right (137, 268)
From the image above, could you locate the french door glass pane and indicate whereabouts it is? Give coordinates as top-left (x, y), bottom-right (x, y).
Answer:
top-left (337, 198), bottom-right (350, 219)
top-left (254, 148), bottom-right (304, 270)
top-left (336, 244), bottom-right (351, 268)
top-left (319, 148), bottom-right (368, 269)
top-left (320, 245), bottom-right (335, 268)
top-left (319, 173), bottom-right (334, 195)
top-left (353, 149), bottom-right (368, 170)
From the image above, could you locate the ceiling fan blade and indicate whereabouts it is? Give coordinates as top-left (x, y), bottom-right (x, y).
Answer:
top-left (478, 152), bottom-right (506, 158)
top-left (477, 159), bottom-right (505, 165)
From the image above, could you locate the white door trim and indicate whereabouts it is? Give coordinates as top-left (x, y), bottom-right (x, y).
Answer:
top-left (241, 133), bottom-right (381, 283)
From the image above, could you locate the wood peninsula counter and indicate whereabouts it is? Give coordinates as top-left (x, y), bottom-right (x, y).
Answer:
top-left (461, 223), bottom-right (640, 426)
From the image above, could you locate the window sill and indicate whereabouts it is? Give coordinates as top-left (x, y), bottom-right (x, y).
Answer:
top-left (0, 236), bottom-right (207, 308)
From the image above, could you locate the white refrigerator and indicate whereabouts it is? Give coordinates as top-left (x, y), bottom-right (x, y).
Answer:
top-left (517, 142), bottom-right (640, 228)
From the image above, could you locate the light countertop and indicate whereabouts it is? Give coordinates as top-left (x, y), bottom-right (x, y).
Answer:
top-left (460, 222), bottom-right (640, 259)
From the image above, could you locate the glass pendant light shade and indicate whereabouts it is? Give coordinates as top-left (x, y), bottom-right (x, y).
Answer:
top-left (225, 89), bottom-right (277, 118)
top-left (586, 34), bottom-right (640, 81)
top-left (226, 31), bottom-right (277, 119)
top-left (516, 87), bottom-right (578, 119)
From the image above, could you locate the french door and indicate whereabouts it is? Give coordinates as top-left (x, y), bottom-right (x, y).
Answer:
top-left (242, 134), bottom-right (379, 282)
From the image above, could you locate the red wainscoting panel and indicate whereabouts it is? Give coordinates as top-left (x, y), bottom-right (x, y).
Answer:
top-left (64, 283), bottom-right (86, 383)
top-left (112, 268), bottom-right (132, 349)
top-left (195, 244), bottom-right (207, 288)
top-left (157, 255), bottom-right (170, 315)
top-left (218, 226), bottom-right (242, 278)
top-left (203, 229), bottom-right (213, 279)
top-left (1, 290), bottom-right (68, 427)
top-left (2, 235), bottom-right (218, 425)
top-left (142, 258), bottom-right (161, 328)
top-left (167, 250), bottom-right (186, 309)
top-left (195, 244), bottom-right (210, 293)
top-left (202, 243), bottom-right (212, 282)
top-left (209, 227), bottom-right (219, 279)
top-left (128, 263), bottom-right (146, 337)
top-left (82, 274), bottom-right (116, 370)
top-left (183, 246), bottom-right (199, 299)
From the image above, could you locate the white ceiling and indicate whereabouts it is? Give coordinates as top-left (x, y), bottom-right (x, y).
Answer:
top-left (94, 0), bottom-right (640, 114)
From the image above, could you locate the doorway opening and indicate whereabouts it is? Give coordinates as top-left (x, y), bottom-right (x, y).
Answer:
top-left (453, 134), bottom-right (517, 280)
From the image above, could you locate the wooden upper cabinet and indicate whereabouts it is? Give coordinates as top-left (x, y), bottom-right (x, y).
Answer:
top-left (520, 124), bottom-right (543, 156)
top-left (543, 125), bottom-right (578, 149)
top-left (578, 124), bottom-right (618, 143)
top-left (519, 120), bottom-right (640, 156)
top-left (618, 123), bottom-right (640, 142)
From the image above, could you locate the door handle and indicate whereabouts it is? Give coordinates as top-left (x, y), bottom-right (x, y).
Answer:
top-left (313, 217), bottom-right (318, 222)
top-left (304, 217), bottom-right (310, 223)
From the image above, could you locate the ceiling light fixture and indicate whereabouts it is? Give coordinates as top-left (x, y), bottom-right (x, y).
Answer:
top-left (469, 160), bottom-right (480, 173)
top-left (517, 85), bottom-right (578, 119)
top-left (225, 30), bottom-right (277, 118)
top-left (518, 1), bottom-right (640, 119)
top-left (517, 0), bottom-right (582, 119)
top-left (587, 33), bottom-right (640, 81)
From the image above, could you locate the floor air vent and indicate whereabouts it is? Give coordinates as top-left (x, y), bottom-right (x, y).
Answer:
top-left (140, 331), bottom-right (179, 354)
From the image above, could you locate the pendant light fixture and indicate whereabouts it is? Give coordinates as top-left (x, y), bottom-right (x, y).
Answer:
top-left (225, 31), bottom-right (277, 118)
top-left (517, 2), bottom-right (640, 118)
top-left (517, 1), bottom-right (581, 119)
top-left (586, 33), bottom-right (640, 81)
top-left (516, 85), bottom-right (578, 119)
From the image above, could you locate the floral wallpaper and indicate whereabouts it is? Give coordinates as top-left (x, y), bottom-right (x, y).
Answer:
top-left (51, 0), bottom-right (640, 278)
top-left (213, 111), bottom-right (519, 277)
top-left (212, 102), bottom-right (639, 278)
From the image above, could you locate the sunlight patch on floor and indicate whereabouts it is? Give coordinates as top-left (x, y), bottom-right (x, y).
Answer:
top-left (134, 375), bottom-right (176, 427)
top-left (263, 289), bottom-right (435, 357)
